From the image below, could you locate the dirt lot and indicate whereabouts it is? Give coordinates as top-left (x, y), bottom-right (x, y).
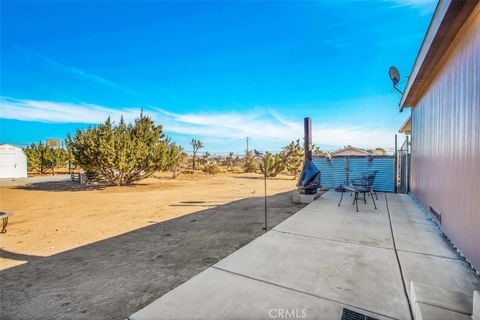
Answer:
top-left (0, 172), bottom-right (306, 320)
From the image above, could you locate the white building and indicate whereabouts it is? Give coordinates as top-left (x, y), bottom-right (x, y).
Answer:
top-left (0, 144), bottom-right (27, 178)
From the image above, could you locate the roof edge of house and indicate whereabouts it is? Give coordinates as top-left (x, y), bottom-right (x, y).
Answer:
top-left (398, 115), bottom-right (412, 134)
top-left (400, 0), bottom-right (479, 111)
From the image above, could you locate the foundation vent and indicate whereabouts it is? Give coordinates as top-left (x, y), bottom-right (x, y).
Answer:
top-left (341, 308), bottom-right (378, 320)
top-left (429, 206), bottom-right (442, 224)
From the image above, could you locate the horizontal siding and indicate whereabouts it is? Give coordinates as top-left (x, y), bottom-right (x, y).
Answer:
top-left (312, 156), bottom-right (395, 192)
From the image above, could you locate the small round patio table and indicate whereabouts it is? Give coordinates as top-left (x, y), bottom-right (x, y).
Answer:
top-left (0, 211), bottom-right (13, 233)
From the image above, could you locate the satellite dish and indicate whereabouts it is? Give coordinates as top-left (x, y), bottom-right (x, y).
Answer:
top-left (389, 66), bottom-right (400, 86)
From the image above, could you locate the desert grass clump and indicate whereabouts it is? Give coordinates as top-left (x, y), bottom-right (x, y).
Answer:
top-left (203, 162), bottom-right (220, 174)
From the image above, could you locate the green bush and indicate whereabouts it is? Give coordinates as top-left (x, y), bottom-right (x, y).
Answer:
top-left (24, 142), bottom-right (67, 174)
top-left (66, 113), bottom-right (181, 186)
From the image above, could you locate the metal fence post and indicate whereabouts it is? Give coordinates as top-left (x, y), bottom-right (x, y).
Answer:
top-left (394, 134), bottom-right (398, 193)
top-left (406, 135), bottom-right (410, 193)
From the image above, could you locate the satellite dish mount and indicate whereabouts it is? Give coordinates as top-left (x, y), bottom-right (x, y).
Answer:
top-left (389, 66), bottom-right (404, 94)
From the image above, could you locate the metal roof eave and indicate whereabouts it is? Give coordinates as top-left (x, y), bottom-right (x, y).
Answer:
top-left (399, 0), bottom-right (478, 111)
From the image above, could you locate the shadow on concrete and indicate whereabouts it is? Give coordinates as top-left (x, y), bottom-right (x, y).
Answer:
top-left (0, 191), bottom-right (304, 320)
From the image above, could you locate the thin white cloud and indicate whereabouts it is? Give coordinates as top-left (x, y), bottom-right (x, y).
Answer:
top-left (12, 45), bottom-right (139, 95)
top-left (386, 0), bottom-right (437, 15)
top-left (0, 96), bottom-right (140, 124)
top-left (0, 96), bottom-right (396, 148)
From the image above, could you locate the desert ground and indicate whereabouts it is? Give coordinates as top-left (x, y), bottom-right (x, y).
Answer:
top-left (0, 172), bottom-right (306, 320)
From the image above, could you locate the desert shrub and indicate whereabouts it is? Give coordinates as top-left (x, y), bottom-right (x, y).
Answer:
top-left (24, 142), bottom-right (67, 174)
top-left (203, 162), bottom-right (220, 174)
top-left (259, 151), bottom-right (286, 177)
top-left (243, 152), bottom-right (257, 173)
top-left (66, 113), bottom-right (179, 186)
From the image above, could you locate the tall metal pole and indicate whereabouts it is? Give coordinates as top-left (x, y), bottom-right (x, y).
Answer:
top-left (304, 118), bottom-right (312, 162)
top-left (263, 162), bottom-right (267, 231)
top-left (249, 153), bottom-right (268, 231)
top-left (406, 135), bottom-right (410, 194)
top-left (394, 134), bottom-right (398, 193)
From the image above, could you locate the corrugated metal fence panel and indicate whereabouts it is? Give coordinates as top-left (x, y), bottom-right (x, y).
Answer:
top-left (348, 157), bottom-right (395, 192)
top-left (312, 156), bottom-right (395, 192)
top-left (312, 157), bottom-right (346, 188)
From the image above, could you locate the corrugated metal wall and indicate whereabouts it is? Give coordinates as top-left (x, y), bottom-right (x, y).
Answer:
top-left (312, 157), bottom-right (346, 188)
top-left (410, 11), bottom-right (480, 270)
top-left (312, 156), bottom-right (395, 192)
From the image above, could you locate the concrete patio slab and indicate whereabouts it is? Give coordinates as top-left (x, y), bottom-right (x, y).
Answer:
top-left (274, 203), bottom-right (393, 249)
top-left (129, 190), bottom-right (480, 320)
top-left (411, 281), bottom-right (473, 315)
top-left (398, 250), bottom-right (480, 298)
top-left (129, 267), bottom-right (394, 320)
top-left (393, 221), bottom-right (459, 259)
top-left (300, 190), bottom-right (388, 217)
top-left (414, 302), bottom-right (472, 320)
top-left (388, 204), bottom-right (432, 225)
top-left (215, 230), bottom-right (410, 319)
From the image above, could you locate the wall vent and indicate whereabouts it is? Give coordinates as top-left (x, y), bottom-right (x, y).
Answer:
top-left (341, 308), bottom-right (378, 320)
top-left (429, 206), bottom-right (442, 224)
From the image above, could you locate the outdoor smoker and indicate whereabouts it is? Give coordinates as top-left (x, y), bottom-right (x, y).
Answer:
top-left (296, 118), bottom-right (321, 194)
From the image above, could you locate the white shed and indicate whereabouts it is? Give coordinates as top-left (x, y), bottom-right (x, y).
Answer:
top-left (0, 144), bottom-right (28, 178)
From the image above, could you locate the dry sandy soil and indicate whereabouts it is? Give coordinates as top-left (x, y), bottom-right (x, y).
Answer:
top-left (0, 172), bottom-right (306, 320)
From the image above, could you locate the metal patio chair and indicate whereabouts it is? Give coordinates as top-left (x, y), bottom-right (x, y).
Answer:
top-left (338, 173), bottom-right (377, 212)
top-left (361, 170), bottom-right (378, 200)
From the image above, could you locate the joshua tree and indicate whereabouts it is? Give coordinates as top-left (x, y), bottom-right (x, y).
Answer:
top-left (190, 139), bottom-right (204, 170)
top-left (225, 152), bottom-right (235, 169)
top-left (313, 145), bottom-right (326, 157)
top-left (282, 139), bottom-right (304, 178)
top-left (200, 151), bottom-right (210, 165)
top-left (243, 151), bottom-right (257, 173)
top-left (259, 151), bottom-right (286, 178)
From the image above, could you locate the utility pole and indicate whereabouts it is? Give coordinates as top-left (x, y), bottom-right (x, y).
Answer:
top-left (245, 137), bottom-right (251, 156)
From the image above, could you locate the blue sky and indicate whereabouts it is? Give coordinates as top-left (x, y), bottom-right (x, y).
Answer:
top-left (0, 0), bottom-right (436, 154)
